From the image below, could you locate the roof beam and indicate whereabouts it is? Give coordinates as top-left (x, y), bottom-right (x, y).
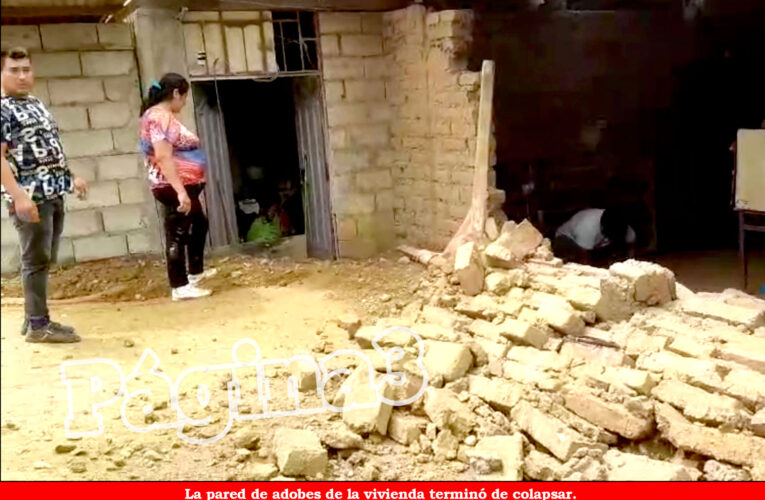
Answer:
top-left (135, 0), bottom-right (410, 12)
top-left (1, 6), bottom-right (118, 18)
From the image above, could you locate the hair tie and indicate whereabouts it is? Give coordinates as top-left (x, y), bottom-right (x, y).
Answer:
top-left (150, 79), bottom-right (162, 90)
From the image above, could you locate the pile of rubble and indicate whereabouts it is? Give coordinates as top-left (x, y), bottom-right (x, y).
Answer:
top-left (273, 220), bottom-right (765, 481)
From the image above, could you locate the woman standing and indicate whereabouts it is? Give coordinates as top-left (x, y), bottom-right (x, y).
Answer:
top-left (140, 73), bottom-right (216, 301)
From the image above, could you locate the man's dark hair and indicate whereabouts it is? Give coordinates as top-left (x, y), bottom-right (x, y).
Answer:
top-left (140, 72), bottom-right (190, 116)
top-left (0, 47), bottom-right (31, 70)
top-left (601, 208), bottom-right (629, 243)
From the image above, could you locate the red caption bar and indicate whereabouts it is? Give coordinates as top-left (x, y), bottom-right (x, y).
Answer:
top-left (0, 482), bottom-right (762, 500)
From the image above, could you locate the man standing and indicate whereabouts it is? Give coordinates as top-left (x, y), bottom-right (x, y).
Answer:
top-left (1, 47), bottom-right (88, 343)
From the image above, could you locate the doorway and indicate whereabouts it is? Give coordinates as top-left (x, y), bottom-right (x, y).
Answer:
top-left (192, 76), bottom-right (335, 259)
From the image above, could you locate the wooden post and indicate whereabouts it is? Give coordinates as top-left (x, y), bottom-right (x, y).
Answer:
top-left (442, 60), bottom-right (496, 260)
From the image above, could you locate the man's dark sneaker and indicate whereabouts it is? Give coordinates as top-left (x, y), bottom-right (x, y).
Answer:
top-left (25, 324), bottom-right (81, 344)
top-left (21, 318), bottom-right (75, 336)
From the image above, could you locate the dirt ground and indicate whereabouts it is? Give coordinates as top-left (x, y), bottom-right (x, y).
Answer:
top-left (0, 253), bottom-right (472, 481)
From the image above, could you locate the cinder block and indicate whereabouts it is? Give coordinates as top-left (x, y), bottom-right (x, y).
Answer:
top-left (62, 209), bottom-right (102, 238)
top-left (118, 178), bottom-right (149, 204)
top-left (340, 35), bottom-right (383, 57)
top-left (1, 218), bottom-right (19, 245)
top-left (334, 193), bottom-right (375, 215)
top-left (324, 81), bottom-right (345, 103)
top-left (331, 150), bottom-right (371, 174)
top-left (97, 154), bottom-right (141, 181)
top-left (65, 181), bottom-right (120, 211)
top-left (88, 102), bottom-right (132, 129)
top-left (32, 80), bottom-right (50, 105)
top-left (103, 75), bottom-right (139, 103)
top-left (364, 57), bottom-right (389, 79)
top-left (50, 106), bottom-right (89, 131)
top-left (344, 80), bottom-right (385, 101)
top-left (327, 103), bottom-right (368, 127)
top-left (322, 57), bottom-right (364, 80)
top-left (49, 78), bottom-right (105, 105)
top-left (1, 244), bottom-right (21, 274)
top-left (337, 217), bottom-right (357, 240)
top-left (81, 51), bottom-right (135, 77)
top-left (55, 238), bottom-right (75, 265)
top-left (338, 238), bottom-right (376, 259)
top-left (32, 53), bottom-right (82, 78)
top-left (376, 189), bottom-right (394, 211)
top-left (67, 158), bottom-right (97, 182)
top-left (361, 13), bottom-right (383, 34)
top-left (61, 129), bottom-right (114, 158)
top-left (348, 123), bottom-right (389, 146)
top-left (97, 24), bottom-right (133, 49)
top-left (320, 35), bottom-right (340, 56)
top-left (73, 234), bottom-right (128, 262)
top-left (41, 24), bottom-right (98, 51)
top-left (112, 127), bottom-right (139, 153)
top-left (102, 204), bottom-right (147, 233)
top-left (356, 169), bottom-right (392, 191)
top-left (127, 229), bottom-right (161, 254)
top-left (1, 25), bottom-right (41, 51)
top-left (319, 13), bottom-right (362, 34)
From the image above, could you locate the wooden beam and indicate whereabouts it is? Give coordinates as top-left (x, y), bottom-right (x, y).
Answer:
top-left (1, 6), bottom-right (118, 18)
top-left (136, 0), bottom-right (410, 12)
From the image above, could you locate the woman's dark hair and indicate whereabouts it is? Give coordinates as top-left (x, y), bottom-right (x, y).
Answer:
top-left (139, 73), bottom-right (189, 116)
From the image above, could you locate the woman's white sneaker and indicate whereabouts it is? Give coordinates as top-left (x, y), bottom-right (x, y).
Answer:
top-left (188, 268), bottom-right (218, 285)
top-left (172, 284), bottom-right (212, 301)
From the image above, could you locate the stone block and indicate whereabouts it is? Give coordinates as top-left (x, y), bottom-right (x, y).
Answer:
top-left (423, 341), bottom-right (473, 382)
top-left (388, 412), bottom-right (427, 445)
top-left (523, 450), bottom-right (563, 481)
top-left (334, 192), bottom-right (374, 216)
top-left (101, 204), bottom-right (147, 233)
top-left (651, 380), bottom-right (750, 428)
top-left (49, 78), bottom-right (105, 105)
top-left (344, 80), bottom-right (385, 102)
top-left (751, 408), bottom-right (765, 437)
top-left (319, 13), bottom-right (362, 34)
top-left (561, 341), bottom-right (628, 368)
top-left (273, 428), bottom-right (327, 477)
top-left (703, 460), bottom-right (751, 481)
top-left (32, 53), bottom-right (82, 78)
top-left (510, 402), bottom-right (595, 462)
top-left (73, 234), bottom-right (128, 262)
top-left (423, 387), bottom-right (476, 439)
top-left (356, 169), bottom-right (392, 191)
top-left (537, 304), bottom-right (585, 336)
top-left (62, 209), bottom-right (102, 238)
top-left (50, 106), bottom-right (89, 131)
top-left (506, 346), bottom-right (571, 372)
top-left (564, 389), bottom-right (654, 440)
top-left (88, 102), bottom-right (132, 129)
top-left (32, 80), bottom-right (50, 105)
top-left (340, 34), bottom-right (383, 56)
top-left (609, 260), bottom-right (676, 306)
top-left (323, 57), bottom-right (365, 80)
top-left (41, 24), bottom-right (98, 51)
top-left (604, 449), bottom-right (698, 481)
top-left (97, 154), bottom-right (141, 181)
top-left (364, 57), bottom-right (389, 79)
top-left (65, 181), bottom-right (119, 210)
top-left (501, 361), bottom-right (563, 392)
top-left (55, 238), bottom-right (75, 265)
top-left (127, 229), bottom-right (160, 254)
top-left (320, 34), bottom-right (341, 57)
top-left (636, 351), bottom-right (725, 392)
top-left (327, 103), bottom-right (368, 127)
top-left (81, 51), bottom-right (135, 77)
top-left (118, 179), bottom-right (149, 204)
top-left (497, 318), bottom-right (549, 349)
top-left (680, 297), bottom-right (765, 330)
top-left (484, 270), bottom-right (526, 296)
top-left (655, 403), bottom-right (765, 467)
top-left (341, 366), bottom-right (394, 435)
top-left (454, 241), bottom-right (483, 296)
top-left (97, 24), bottom-right (133, 49)
top-left (338, 238), bottom-right (376, 259)
top-left (467, 375), bottom-right (522, 413)
top-left (320, 424), bottom-right (363, 450)
top-left (1, 25), bottom-right (41, 51)
top-left (375, 190), bottom-right (394, 212)
top-left (713, 339), bottom-right (765, 373)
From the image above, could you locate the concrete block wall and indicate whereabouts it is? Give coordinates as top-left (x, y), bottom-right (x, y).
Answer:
top-left (318, 12), bottom-right (394, 259)
top-left (0, 23), bottom-right (160, 273)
